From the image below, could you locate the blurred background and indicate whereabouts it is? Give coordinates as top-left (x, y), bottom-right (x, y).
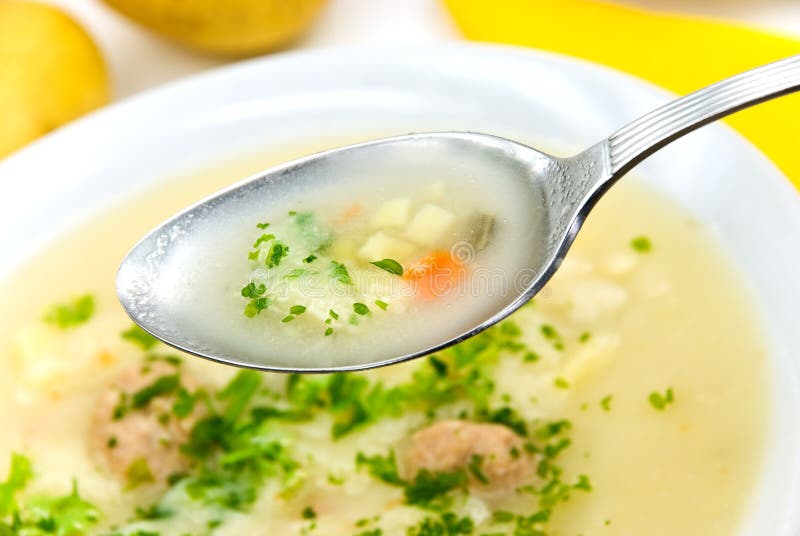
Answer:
top-left (2, 0), bottom-right (799, 172)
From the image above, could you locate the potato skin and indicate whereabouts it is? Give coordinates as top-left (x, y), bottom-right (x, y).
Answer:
top-left (0, 1), bottom-right (109, 158)
top-left (101, 0), bottom-right (328, 56)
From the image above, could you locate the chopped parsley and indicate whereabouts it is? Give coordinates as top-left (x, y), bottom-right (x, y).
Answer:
top-left (370, 258), bottom-right (404, 276)
top-left (242, 282), bottom-right (271, 318)
top-left (374, 299), bottom-right (389, 311)
top-left (600, 394), bottom-right (614, 412)
top-left (303, 254), bottom-right (317, 263)
top-left (540, 323), bottom-right (565, 350)
top-left (172, 387), bottom-right (196, 418)
top-left (523, 351), bottom-right (540, 363)
top-left (649, 387), bottom-right (675, 411)
top-left (631, 235), bottom-right (652, 253)
top-left (132, 375), bottom-right (180, 408)
top-left (290, 305), bottom-right (307, 315)
top-left (404, 469), bottom-right (468, 509)
top-left (353, 303), bottom-right (370, 315)
top-left (126, 458), bottom-right (155, 488)
top-left (43, 294), bottom-right (95, 329)
top-left (467, 455), bottom-right (489, 485)
top-left (553, 377), bottom-right (570, 389)
top-left (0, 455), bottom-right (100, 535)
top-left (301, 506), bottom-right (317, 519)
top-left (266, 240), bottom-right (289, 268)
top-left (407, 512), bottom-right (474, 535)
top-left (330, 261), bottom-right (352, 285)
top-left (355, 451), bottom-right (404, 486)
top-left (121, 324), bottom-right (158, 350)
top-left (252, 233), bottom-right (275, 248)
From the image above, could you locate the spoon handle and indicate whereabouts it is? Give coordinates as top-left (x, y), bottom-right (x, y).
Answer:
top-left (606, 55), bottom-right (800, 176)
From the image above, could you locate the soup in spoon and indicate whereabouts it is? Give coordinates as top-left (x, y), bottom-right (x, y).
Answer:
top-left (145, 153), bottom-right (546, 370)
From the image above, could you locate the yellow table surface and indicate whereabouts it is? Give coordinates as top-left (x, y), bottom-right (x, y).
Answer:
top-left (443, 0), bottom-right (800, 189)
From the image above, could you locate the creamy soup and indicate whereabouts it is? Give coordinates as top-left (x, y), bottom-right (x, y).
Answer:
top-left (0, 147), bottom-right (768, 536)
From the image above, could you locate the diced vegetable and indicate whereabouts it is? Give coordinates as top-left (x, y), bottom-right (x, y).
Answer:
top-left (403, 204), bottom-right (455, 246)
top-left (467, 212), bottom-right (495, 251)
top-left (358, 232), bottom-right (414, 262)
top-left (370, 197), bottom-right (410, 228)
top-left (404, 250), bottom-right (464, 300)
top-left (370, 258), bottom-right (403, 276)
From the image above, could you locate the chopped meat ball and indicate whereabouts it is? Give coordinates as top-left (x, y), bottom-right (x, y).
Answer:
top-left (404, 420), bottom-right (533, 491)
top-left (90, 360), bottom-right (201, 486)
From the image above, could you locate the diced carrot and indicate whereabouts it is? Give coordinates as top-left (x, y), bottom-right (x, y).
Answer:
top-left (339, 203), bottom-right (363, 224)
top-left (403, 250), bottom-right (465, 300)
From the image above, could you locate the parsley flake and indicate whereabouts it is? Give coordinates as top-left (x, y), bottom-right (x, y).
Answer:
top-left (648, 387), bottom-right (675, 411)
top-left (44, 294), bottom-right (95, 329)
top-left (370, 258), bottom-right (403, 276)
top-left (631, 235), bottom-right (652, 253)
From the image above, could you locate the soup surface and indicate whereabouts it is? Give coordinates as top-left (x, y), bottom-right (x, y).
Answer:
top-left (0, 147), bottom-right (769, 536)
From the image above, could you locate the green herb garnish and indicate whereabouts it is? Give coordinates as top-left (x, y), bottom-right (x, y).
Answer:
top-left (266, 240), bottom-right (289, 268)
top-left (241, 282), bottom-right (266, 298)
top-left (252, 233), bottom-right (275, 248)
top-left (301, 506), bottom-right (317, 519)
top-left (374, 299), bottom-right (388, 311)
top-left (631, 235), bottom-right (652, 253)
top-left (330, 261), bottom-right (352, 285)
top-left (44, 294), bottom-right (95, 329)
top-left (355, 451), bottom-right (404, 486)
top-left (244, 297), bottom-right (271, 318)
top-left (404, 469), bottom-right (468, 508)
top-left (600, 394), bottom-right (613, 412)
top-left (0, 455), bottom-right (100, 535)
top-left (126, 458), bottom-right (155, 488)
top-left (370, 258), bottom-right (403, 276)
top-left (121, 324), bottom-right (158, 350)
top-left (353, 303), bottom-right (370, 315)
top-left (467, 454), bottom-right (489, 484)
top-left (132, 375), bottom-right (180, 408)
top-left (648, 387), bottom-right (675, 411)
top-left (289, 305), bottom-right (307, 315)
top-left (408, 513), bottom-right (473, 536)
top-left (303, 254), bottom-right (317, 263)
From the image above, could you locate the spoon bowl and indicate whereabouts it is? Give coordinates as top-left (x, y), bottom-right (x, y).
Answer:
top-left (117, 55), bottom-right (800, 372)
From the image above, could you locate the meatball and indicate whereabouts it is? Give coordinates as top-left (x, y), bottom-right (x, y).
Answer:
top-left (404, 420), bottom-right (533, 491)
top-left (90, 360), bottom-right (201, 486)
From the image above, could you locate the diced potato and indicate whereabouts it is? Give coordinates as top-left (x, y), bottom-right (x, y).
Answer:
top-left (370, 197), bottom-right (410, 229)
top-left (561, 333), bottom-right (621, 386)
top-left (358, 232), bottom-right (415, 262)
top-left (603, 251), bottom-right (638, 275)
top-left (567, 278), bottom-right (627, 323)
top-left (403, 204), bottom-right (454, 246)
top-left (426, 181), bottom-right (446, 200)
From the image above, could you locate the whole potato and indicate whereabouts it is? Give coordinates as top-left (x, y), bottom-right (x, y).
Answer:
top-left (0, 1), bottom-right (109, 158)
top-left (102, 0), bottom-right (328, 56)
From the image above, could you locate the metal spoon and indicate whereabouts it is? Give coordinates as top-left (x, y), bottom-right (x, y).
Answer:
top-left (118, 55), bottom-right (800, 373)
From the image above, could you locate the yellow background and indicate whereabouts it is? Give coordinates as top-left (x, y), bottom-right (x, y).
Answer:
top-left (444, 0), bottom-right (800, 188)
